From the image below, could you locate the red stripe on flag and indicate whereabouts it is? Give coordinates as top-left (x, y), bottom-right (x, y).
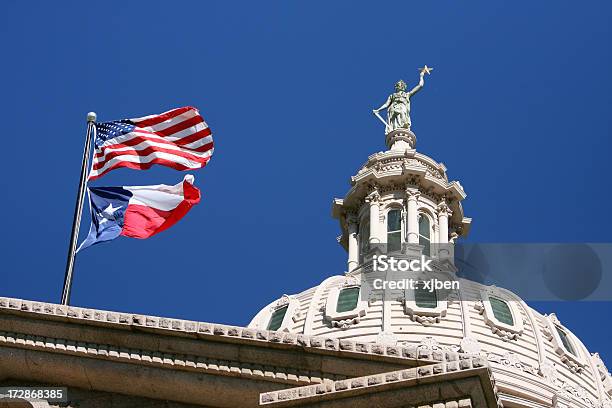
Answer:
top-left (93, 145), bottom-right (211, 171)
top-left (94, 134), bottom-right (179, 159)
top-left (172, 127), bottom-right (212, 146)
top-left (88, 156), bottom-right (211, 181)
top-left (152, 115), bottom-right (204, 137)
top-left (191, 142), bottom-right (215, 153)
top-left (131, 106), bottom-right (196, 127)
top-left (120, 180), bottom-right (201, 239)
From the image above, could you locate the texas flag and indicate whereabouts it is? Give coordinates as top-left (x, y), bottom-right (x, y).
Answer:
top-left (77, 175), bottom-right (200, 252)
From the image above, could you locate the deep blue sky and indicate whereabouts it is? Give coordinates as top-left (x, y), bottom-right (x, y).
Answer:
top-left (1, 2), bottom-right (610, 364)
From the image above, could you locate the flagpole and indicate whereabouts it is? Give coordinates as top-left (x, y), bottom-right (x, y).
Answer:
top-left (61, 112), bottom-right (97, 305)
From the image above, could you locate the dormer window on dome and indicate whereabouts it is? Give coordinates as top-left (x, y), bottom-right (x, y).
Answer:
top-left (336, 287), bottom-right (360, 312)
top-left (404, 279), bottom-right (448, 325)
top-left (325, 279), bottom-right (367, 329)
top-left (414, 281), bottom-right (437, 309)
top-left (489, 296), bottom-right (514, 326)
top-left (544, 313), bottom-right (586, 373)
top-left (555, 325), bottom-right (577, 356)
top-left (477, 289), bottom-right (524, 341)
top-left (254, 294), bottom-right (301, 333)
top-left (267, 305), bottom-right (288, 331)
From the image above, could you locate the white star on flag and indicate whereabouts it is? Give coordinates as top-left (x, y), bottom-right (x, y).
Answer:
top-left (98, 203), bottom-right (122, 225)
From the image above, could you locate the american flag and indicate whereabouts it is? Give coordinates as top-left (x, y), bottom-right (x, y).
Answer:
top-left (89, 106), bottom-right (214, 180)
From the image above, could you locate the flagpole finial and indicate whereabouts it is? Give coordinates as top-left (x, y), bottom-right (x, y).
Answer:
top-left (87, 112), bottom-right (97, 122)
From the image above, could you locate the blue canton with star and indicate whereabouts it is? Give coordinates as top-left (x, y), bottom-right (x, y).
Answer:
top-left (76, 186), bottom-right (134, 252)
top-left (94, 120), bottom-right (136, 148)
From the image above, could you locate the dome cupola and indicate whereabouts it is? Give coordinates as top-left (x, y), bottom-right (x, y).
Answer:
top-left (331, 126), bottom-right (471, 273)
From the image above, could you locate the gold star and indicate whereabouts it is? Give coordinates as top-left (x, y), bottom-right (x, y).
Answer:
top-left (419, 65), bottom-right (433, 75)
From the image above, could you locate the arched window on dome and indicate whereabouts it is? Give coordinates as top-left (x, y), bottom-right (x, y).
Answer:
top-left (419, 214), bottom-right (431, 256)
top-left (324, 280), bottom-right (368, 327)
top-left (555, 325), bottom-right (577, 356)
top-left (359, 219), bottom-right (370, 263)
top-left (544, 314), bottom-right (586, 372)
top-left (267, 305), bottom-right (288, 331)
top-left (489, 296), bottom-right (514, 326)
top-left (336, 287), bottom-right (360, 313)
top-left (478, 290), bottom-right (524, 341)
top-left (404, 279), bottom-right (448, 323)
top-left (387, 209), bottom-right (402, 252)
top-left (414, 281), bottom-right (437, 309)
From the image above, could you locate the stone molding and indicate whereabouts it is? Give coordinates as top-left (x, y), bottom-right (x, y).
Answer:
top-left (260, 356), bottom-right (497, 406)
top-left (0, 329), bottom-right (320, 385)
top-left (0, 296), bottom-right (451, 365)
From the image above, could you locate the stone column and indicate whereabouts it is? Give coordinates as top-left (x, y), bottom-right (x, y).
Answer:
top-left (347, 214), bottom-right (359, 271)
top-left (366, 190), bottom-right (381, 244)
top-left (406, 189), bottom-right (420, 244)
top-left (438, 201), bottom-right (452, 258)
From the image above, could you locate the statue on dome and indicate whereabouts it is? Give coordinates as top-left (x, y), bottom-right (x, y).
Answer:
top-left (373, 65), bottom-right (433, 134)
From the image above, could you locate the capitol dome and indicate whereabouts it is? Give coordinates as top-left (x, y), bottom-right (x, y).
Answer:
top-left (249, 128), bottom-right (612, 408)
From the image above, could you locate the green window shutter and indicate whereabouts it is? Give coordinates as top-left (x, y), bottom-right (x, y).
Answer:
top-left (387, 210), bottom-right (402, 252)
top-left (359, 220), bottom-right (370, 263)
top-left (489, 297), bottom-right (514, 326)
top-left (267, 306), bottom-right (288, 331)
top-left (388, 231), bottom-right (401, 252)
top-left (418, 215), bottom-right (431, 256)
top-left (419, 235), bottom-right (431, 257)
top-left (414, 282), bottom-right (437, 309)
top-left (419, 215), bottom-right (430, 237)
top-left (336, 287), bottom-right (360, 313)
top-left (388, 210), bottom-right (401, 231)
top-left (556, 326), bottom-right (576, 356)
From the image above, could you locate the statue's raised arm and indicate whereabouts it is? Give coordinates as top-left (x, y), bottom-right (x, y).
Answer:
top-left (409, 65), bottom-right (433, 96)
